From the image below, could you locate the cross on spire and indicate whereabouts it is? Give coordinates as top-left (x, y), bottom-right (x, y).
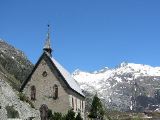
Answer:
top-left (43, 24), bottom-right (52, 56)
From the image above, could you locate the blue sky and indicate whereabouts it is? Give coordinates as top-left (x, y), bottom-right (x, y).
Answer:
top-left (0, 0), bottom-right (160, 72)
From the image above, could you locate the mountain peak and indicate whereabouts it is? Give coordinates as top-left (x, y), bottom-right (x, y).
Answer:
top-left (73, 62), bottom-right (160, 111)
top-left (119, 61), bottom-right (128, 67)
top-left (72, 69), bottom-right (82, 76)
top-left (93, 67), bottom-right (109, 74)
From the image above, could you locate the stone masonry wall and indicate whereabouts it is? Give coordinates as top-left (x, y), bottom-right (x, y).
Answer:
top-left (23, 58), bottom-right (70, 114)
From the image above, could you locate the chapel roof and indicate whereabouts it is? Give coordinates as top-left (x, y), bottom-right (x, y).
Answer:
top-left (51, 56), bottom-right (85, 97)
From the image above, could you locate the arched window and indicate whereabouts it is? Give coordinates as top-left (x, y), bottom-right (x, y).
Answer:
top-left (53, 84), bottom-right (58, 99)
top-left (31, 85), bottom-right (36, 100)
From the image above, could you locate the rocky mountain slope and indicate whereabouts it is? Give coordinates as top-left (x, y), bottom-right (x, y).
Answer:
top-left (0, 39), bottom-right (37, 119)
top-left (73, 62), bottom-right (160, 111)
top-left (0, 79), bottom-right (40, 119)
top-left (0, 39), bottom-right (33, 89)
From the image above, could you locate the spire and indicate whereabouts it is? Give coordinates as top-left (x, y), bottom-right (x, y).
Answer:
top-left (43, 24), bottom-right (52, 56)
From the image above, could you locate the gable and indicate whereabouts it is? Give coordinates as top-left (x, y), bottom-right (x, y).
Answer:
top-left (20, 52), bottom-right (85, 98)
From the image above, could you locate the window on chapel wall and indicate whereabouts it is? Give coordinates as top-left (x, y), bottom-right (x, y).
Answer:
top-left (53, 84), bottom-right (58, 99)
top-left (82, 101), bottom-right (83, 112)
top-left (31, 85), bottom-right (36, 100)
top-left (75, 98), bottom-right (77, 111)
top-left (80, 100), bottom-right (81, 110)
top-left (72, 97), bottom-right (74, 110)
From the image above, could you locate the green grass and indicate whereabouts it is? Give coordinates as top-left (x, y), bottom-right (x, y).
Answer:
top-left (18, 92), bottom-right (35, 108)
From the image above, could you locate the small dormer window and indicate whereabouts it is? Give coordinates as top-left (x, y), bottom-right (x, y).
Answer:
top-left (53, 84), bottom-right (58, 99)
top-left (42, 71), bottom-right (47, 77)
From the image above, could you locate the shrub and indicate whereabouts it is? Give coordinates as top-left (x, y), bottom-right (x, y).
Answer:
top-left (75, 113), bottom-right (83, 120)
top-left (64, 109), bottom-right (75, 120)
top-left (48, 109), bottom-right (83, 120)
top-left (5, 106), bottom-right (19, 118)
top-left (18, 92), bottom-right (35, 108)
top-left (47, 109), bottom-right (65, 120)
top-left (52, 112), bottom-right (64, 120)
top-left (48, 109), bottom-right (53, 119)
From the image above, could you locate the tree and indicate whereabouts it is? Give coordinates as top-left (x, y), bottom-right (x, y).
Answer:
top-left (64, 109), bottom-right (75, 120)
top-left (48, 110), bottom-right (64, 120)
top-left (47, 109), bottom-right (53, 119)
top-left (75, 113), bottom-right (83, 120)
top-left (52, 112), bottom-right (64, 120)
top-left (88, 94), bottom-right (105, 119)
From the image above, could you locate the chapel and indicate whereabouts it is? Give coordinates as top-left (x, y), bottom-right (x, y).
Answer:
top-left (20, 26), bottom-right (85, 119)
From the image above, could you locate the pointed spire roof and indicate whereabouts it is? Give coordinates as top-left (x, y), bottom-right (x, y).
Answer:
top-left (43, 25), bottom-right (52, 55)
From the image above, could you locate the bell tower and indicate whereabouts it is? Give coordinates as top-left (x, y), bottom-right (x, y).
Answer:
top-left (43, 25), bottom-right (52, 56)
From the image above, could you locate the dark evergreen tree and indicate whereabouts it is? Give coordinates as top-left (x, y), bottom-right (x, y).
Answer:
top-left (88, 94), bottom-right (104, 120)
top-left (75, 112), bottom-right (83, 120)
top-left (47, 109), bottom-right (65, 120)
top-left (52, 112), bottom-right (64, 120)
top-left (47, 109), bottom-right (53, 119)
top-left (64, 109), bottom-right (75, 120)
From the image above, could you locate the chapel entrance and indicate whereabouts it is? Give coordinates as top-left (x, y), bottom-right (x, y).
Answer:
top-left (39, 104), bottom-right (48, 120)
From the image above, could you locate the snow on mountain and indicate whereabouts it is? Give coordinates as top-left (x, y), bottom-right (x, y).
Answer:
top-left (117, 62), bottom-right (160, 76)
top-left (73, 62), bottom-right (160, 91)
top-left (73, 62), bottom-right (160, 111)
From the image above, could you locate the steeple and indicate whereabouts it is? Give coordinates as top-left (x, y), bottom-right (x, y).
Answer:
top-left (43, 25), bottom-right (52, 56)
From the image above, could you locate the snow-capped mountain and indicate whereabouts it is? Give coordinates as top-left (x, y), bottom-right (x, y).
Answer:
top-left (73, 62), bottom-right (160, 111)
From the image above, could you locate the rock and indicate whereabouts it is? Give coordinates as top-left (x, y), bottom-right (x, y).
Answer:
top-left (0, 79), bottom-right (40, 119)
